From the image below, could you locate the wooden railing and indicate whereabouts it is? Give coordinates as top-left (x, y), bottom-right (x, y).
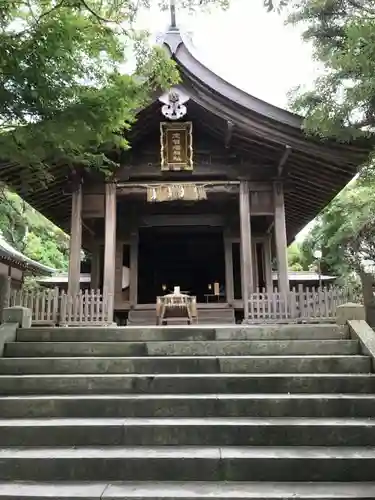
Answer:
top-left (246, 287), bottom-right (361, 323)
top-left (8, 288), bottom-right (114, 326)
top-left (8, 285), bottom-right (360, 326)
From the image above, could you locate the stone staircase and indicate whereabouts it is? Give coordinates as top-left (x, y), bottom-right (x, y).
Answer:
top-left (1, 323), bottom-right (375, 498)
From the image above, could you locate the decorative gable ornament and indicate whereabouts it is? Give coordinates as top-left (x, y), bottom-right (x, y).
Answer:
top-left (159, 88), bottom-right (189, 120)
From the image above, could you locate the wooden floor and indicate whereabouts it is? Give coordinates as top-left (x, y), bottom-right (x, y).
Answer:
top-left (127, 304), bottom-right (236, 326)
top-left (115, 301), bottom-right (244, 311)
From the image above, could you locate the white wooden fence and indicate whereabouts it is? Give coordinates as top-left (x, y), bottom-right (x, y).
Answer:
top-left (247, 286), bottom-right (361, 323)
top-left (7, 285), bottom-right (360, 326)
top-left (8, 288), bottom-right (114, 326)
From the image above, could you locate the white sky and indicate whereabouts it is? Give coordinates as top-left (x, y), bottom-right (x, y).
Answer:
top-left (136, 0), bottom-right (320, 109)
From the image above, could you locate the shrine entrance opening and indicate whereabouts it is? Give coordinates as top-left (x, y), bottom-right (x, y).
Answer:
top-left (137, 227), bottom-right (225, 304)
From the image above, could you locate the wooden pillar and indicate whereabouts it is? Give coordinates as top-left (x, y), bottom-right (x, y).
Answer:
top-left (273, 181), bottom-right (289, 295)
top-left (129, 230), bottom-right (139, 307)
top-left (252, 242), bottom-right (258, 291)
top-left (0, 275), bottom-right (11, 323)
top-left (264, 237), bottom-right (273, 293)
top-left (68, 183), bottom-right (82, 296)
top-left (239, 180), bottom-right (253, 318)
top-left (103, 183), bottom-right (117, 320)
top-left (115, 241), bottom-right (124, 297)
top-left (90, 243), bottom-right (101, 290)
top-left (224, 230), bottom-right (234, 305)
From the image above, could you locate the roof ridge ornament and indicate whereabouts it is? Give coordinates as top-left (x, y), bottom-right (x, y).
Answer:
top-left (169, 0), bottom-right (177, 31)
top-left (162, 0), bottom-right (183, 54)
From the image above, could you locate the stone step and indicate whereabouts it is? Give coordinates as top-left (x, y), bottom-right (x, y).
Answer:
top-left (0, 373), bottom-right (374, 395)
top-left (0, 446), bottom-right (375, 481)
top-left (1, 394), bottom-right (375, 418)
top-left (4, 340), bottom-right (359, 357)
top-left (3, 481), bottom-right (375, 500)
top-left (0, 355), bottom-right (369, 375)
top-left (16, 324), bottom-right (349, 342)
top-left (1, 417), bottom-right (375, 447)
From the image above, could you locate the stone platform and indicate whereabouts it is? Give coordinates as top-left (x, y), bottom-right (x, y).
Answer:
top-left (0, 323), bottom-right (375, 498)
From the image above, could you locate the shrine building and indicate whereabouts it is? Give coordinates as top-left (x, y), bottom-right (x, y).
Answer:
top-left (0, 23), bottom-right (370, 325)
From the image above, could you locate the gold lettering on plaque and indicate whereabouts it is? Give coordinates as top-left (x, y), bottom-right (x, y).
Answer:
top-left (160, 122), bottom-right (193, 171)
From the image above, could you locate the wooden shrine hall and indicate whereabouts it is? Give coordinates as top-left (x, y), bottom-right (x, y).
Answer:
top-left (0, 24), bottom-right (370, 325)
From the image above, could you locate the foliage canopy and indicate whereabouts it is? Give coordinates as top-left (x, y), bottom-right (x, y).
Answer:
top-left (0, 0), bottom-right (226, 179)
top-left (300, 174), bottom-right (375, 278)
top-left (0, 0), bottom-right (230, 268)
top-left (0, 188), bottom-right (69, 270)
top-left (281, 0), bottom-right (375, 147)
top-left (264, 0), bottom-right (375, 302)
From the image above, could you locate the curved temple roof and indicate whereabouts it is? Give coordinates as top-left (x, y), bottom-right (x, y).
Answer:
top-left (0, 23), bottom-right (372, 241)
top-left (152, 27), bottom-right (371, 239)
top-left (163, 28), bottom-right (302, 128)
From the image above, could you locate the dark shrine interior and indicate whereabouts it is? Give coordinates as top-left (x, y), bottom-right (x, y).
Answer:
top-left (137, 227), bottom-right (226, 303)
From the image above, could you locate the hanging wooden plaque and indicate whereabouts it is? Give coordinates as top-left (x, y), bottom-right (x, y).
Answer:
top-left (160, 121), bottom-right (193, 171)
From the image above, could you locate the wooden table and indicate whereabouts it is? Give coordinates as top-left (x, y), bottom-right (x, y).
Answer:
top-left (156, 293), bottom-right (198, 325)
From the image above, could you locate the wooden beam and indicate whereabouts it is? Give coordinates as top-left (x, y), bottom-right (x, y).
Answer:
top-left (67, 182), bottom-right (82, 296)
top-left (225, 120), bottom-right (234, 149)
top-left (27, 178), bottom-right (67, 198)
top-left (288, 172), bottom-right (338, 192)
top-left (117, 180), bottom-right (273, 193)
top-left (116, 162), bottom-right (243, 180)
top-left (103, 182), bottom-right (117, 322)
top-left (239, 180), bottom-right (253, 318)
top-left (28, 187), bottom-right (67, 204)
top-left (289, 166), bottom-right (351, 191)
top-left (277, 145), bottom-right (292, 176)
top-left (82, 220), bottom-right (95, 236)
top-left (291, 162), bottom-right (349, 184)
top-left (138, 214), bottom-right (225, 227)
top-left (286, 187), bottom-right (332, 207)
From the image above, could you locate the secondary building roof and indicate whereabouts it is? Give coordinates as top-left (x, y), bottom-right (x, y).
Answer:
top-left (38, 270), bottom-right (336, 288)
top-left (0, 237), bottom-right (56, 275)
top-left (37, 273), bottom-right (91, 286)
top-left (272, 271), bottom-right (335, 282)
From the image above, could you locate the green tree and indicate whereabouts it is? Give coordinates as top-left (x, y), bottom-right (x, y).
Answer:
top-left (0, 187), bottom-right (28, 249)
top-left (0, 0), bottom-right (227, 180)
top-left (0, 188), bottom-right (69, 270)
top-left (283, 0), bottom-right (375, 147)
top-left (0, 0), bottom-right (231, 272)
top-left (25, 231), bottom-right (69, 270)
top-left (262, 0), bottom-right (375, 317)
top-left (299, 175), bottom-right (375, 320)
top-left (287, 241), bottom-right (312, 271)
